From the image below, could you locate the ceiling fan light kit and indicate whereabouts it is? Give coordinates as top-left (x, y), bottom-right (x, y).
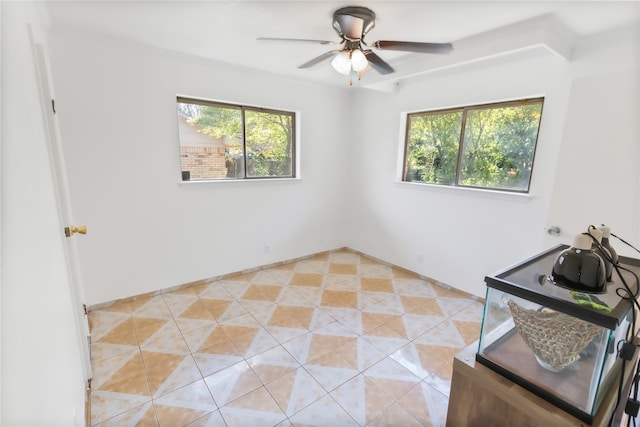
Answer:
top-left (330, 48), bottom-right (369, 76)
top-left (258, 6), bottom-right (454, 85)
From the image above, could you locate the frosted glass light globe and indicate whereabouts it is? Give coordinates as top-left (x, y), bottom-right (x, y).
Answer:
top-left (351, 49), bottom-right (368, 72)
top-left (331, 51), bottom-right (351, 75)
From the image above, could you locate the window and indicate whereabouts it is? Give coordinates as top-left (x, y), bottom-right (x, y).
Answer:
top-left (403, 98), bottom-right (544, 192)
top-left (176, 97), bottom-right (295, 180)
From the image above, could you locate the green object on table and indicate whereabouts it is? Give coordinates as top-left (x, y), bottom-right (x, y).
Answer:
top-left (570, 291), bottom-right (612, 313)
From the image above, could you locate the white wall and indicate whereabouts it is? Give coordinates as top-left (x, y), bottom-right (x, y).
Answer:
top-left (544, 24), bottom-right (640, 257)
top-left (1, 2), bottom-right (86, 425)
top-left (49, 29), bottom-right (352, 305)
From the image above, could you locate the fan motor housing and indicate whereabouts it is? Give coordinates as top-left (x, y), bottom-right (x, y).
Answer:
top-left (333, 6), bottom-right (376, 38)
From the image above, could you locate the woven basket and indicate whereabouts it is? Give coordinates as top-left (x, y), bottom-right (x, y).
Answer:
top-left (507, 300), bottom-right (603, 372)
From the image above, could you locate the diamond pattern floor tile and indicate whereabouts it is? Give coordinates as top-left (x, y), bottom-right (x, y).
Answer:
top-left (88, 249), bottom-right (481, 426)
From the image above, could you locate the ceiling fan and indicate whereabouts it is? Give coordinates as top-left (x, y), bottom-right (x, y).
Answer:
top-left (258, 6), bottom-right (453, 80)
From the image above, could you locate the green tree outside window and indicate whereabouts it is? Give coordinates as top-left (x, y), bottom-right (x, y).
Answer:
top-left (404, 99), bottom-right (543, 192)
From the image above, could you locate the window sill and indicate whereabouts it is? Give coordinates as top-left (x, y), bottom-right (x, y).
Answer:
top-left (179, 177), bottom-right (302, 185)
top-left (395, 180), bottom-right (533, 200)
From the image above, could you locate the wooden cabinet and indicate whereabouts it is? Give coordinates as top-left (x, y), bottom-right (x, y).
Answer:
top-left (446, 341), bottom-right (637, 427)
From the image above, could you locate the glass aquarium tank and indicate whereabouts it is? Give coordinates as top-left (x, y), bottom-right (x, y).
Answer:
top-left (477, 244), bottom-right (639, 423)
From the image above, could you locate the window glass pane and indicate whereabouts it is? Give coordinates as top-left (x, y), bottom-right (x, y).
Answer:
top-left (244, 109), bottom-right (294, 178)
top-left (460, 102), bottom-right (543, 191)
top-left (405, 111), bottom-right (462, 185)
top-left (177, 102), bottom-right (242, 180)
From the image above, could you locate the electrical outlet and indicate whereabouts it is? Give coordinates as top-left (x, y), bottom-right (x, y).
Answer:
top-left (418, 253), bottom-right (424, 263)
top-left (264, 245), bottom-right (270, 254)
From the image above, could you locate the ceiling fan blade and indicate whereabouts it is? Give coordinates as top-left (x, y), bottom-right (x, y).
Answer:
top-left (298, 50), bottom-right (343, 69)
top-left (371, 40), bottom-right (453, 54)
top-left (257, 37), bottom-right (338, 46)
top-left (364, 51), bottom-right (394, 75)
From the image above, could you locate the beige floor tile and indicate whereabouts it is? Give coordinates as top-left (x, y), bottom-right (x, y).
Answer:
top-left (362, 377), bottom-right (394, 423)
top-left (320, 289), bottom-right (358, 308)
top-left (272, 262), bottom-right (297, 271)
top-left (219, 325), bottom-right (259, 355)
top-left (89, 311), bottom-right (130, 340)
top-left (132, 296), bottom-right (173, 320)
top-left (99, 301), bottom-right (133, 314)
top-left (163, 293), bottom-right (198, 318)
top-left (329, 251), bottom-right (360, 264)
top-left (268, 305), bottom-right (314, 329)
top-left (227, 385), bottom-right (284, 414)
top-left (361, 312), bottom-right (398, 334)
top-left (293, 260), bottom-right (328, 274)
top-left (227, 271), bottom-right (256, 282)
top-left (395, 383), bottom-right (432, 423)
top-left (452, 319), bottom-right (482, 345)
top-left (98, 352), bottom-right (151, 396)
top-left (385, 315), bottom-right (409, 337)
top-left (367, 402), bottom-right (423, 427)
top-left (133, 317), bottom-right (170, 345)
top-left (324, 275), bottom-right (360, 291)
top-left (128, 296), bottom-right (156, 313)
top-left (196, 283), bottom-right (234, 300)
top-left (307, 349), bottom-right (356, 370)
top-left (368, 376), bottom-right (420, 401)
top-left (264, 368), bottom-right (297, 413)
top-left (391, 267), bottom-right (420, 280)
top-left (184, 410), bottom-right (226, 427)
top-left (393, 279), bottom-right (437, 297)
top-left (197, 298), bottom-right (231, 320)
top-left (178, 300), bottom-right (216, 321)
top-left (241, 284), bottom-right (283, 302)
top-left (153, 403), bottom-right (211, 426)
top-left (360, 277), bottom-right (394, 293)
top-left (307, 334), bottom-right (354, 361)
top-left (289, 394), bottom-right (358, 426)
top-left (142, 351), bottom-right (188, 395)
top-left (400, 295), bottom-right (444, 316)
top-left (432, 285), bottom-right (466, 298)
top-left (140, 322), bottom-right (190, 354)
top-left (253, 270), bottom-right (294, 285)
top-left (90, 391), bottom-right (152, 426)
top-left (197, 327), bottom-right (242, 356)
top-left (153, 380), bottom-right (216, 426)
top-left (192, 353), bottom-right (243, 378)
top-left (94, 401), bottom-right (157, 427)
top-left (411, 343), bottom-right (450, 374)
top-left (366, 322), bottom-right (406, 340)
top-left (329, 263), bottom-right (358, 275)
top-left (290, 272), bottom-right (324, 287)
top-left (97, 317), bottom-right (139, 346)
top-left (414, 320), bottom-right (466, 348)
top-left (204, 360), bottom-right (263, 407)
top-left (358, 255), bottom-right (378, 265)
top-left (266, 367), bottom-right (326, 416)
top-left (362, 335), bottom-right (410, 357)
top-left (306, 252), bottom-right (330, 261)
top-left (89, 250), bottom-right (480, 426)
top-left (359, 264), bottom-right (393, 279)
top-left (142, 352), bottom-right (202, 398)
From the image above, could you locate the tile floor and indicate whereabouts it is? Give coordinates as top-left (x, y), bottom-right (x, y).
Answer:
top-left (88, 249), bottom-right (484, 426)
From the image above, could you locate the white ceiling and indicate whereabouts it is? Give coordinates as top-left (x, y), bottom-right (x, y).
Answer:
top-left (45, 1), bottom-right (639, 88)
